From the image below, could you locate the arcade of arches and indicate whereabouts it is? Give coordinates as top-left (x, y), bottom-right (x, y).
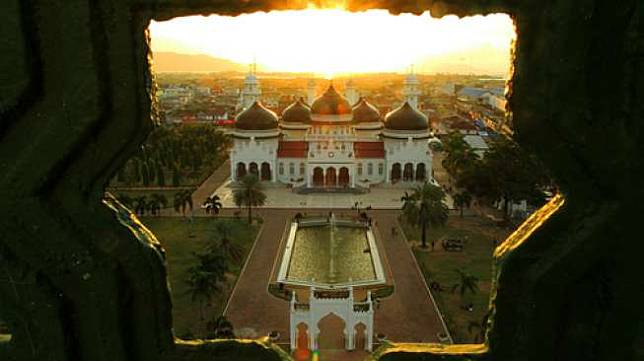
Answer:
top-left (235, 161), bottom-right (273, 181)
top-left (390, 162), bottom-right (427, 183)
top-left (312, 166), bottom-right (351, 188)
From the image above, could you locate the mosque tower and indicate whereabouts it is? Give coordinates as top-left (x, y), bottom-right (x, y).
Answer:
top-left (239, 61), bottom-right (261, 110)
top-left (306, 79), bottom-right (316, 106)
top-left (344, 79), bottom-right (359, 106)
top-left (402, 65), bottom-right (421, 109)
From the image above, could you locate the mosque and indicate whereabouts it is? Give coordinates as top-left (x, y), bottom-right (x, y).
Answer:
top-left (230, 70), bottom-right (435, 190)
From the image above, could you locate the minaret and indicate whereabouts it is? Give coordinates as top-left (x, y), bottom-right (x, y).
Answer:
top-left (307, 79), bottom-right (316, 106)
top-left (344, 79), bottom-right (359, 106)
top-left (403, 65), bottom-right (421, 109)
top-left (239, 61), bottom-right (261, 110)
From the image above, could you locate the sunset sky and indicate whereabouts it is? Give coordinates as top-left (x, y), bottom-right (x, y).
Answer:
top-left (149, 9), bottom-right (514, 76)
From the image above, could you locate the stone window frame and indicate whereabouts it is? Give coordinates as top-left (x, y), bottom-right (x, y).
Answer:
top-left (0, 1), bottom-right (638, 361)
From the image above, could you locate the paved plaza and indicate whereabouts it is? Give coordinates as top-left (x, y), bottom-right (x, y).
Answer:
top-left (211, 180), bottom-right (454, 209)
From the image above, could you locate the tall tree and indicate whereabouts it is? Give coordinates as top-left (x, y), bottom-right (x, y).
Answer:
top-left (402, 183), bottom-right (449, 249)
top-left (233, 175), bottom-right (266, 224)
top-left (210, 222), bottom-right (244, 265)
top-left (442, 132), bottom-right (480, 177)
top-left (457, 136), bottom-right (550, 219)
top-left (174, 190), bottom-right (193, 216)
top-left (186, 249), bottom-right (228, 321)
top-left (203, 195), bottom-right (223, 216)
top-left (453, 192), bottom-right (473, 217)
top-left (156, 163), bottom-right (165, 187)
top-left (451, 268), bottom-right (479, 297)
top-left (133, 196), bottom-right (148, 216)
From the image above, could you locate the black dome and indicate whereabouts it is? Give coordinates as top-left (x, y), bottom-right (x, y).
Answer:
top-left (352, 97), bottom-right (381, 123)
top-left (281, 98), bottom-right (311, 123)
top-left (384, 102), bottom-right (428, 130)
top-left (235, 101), bottom-right (278, 130)
top-left (311, 85), bottom-right (352, 115)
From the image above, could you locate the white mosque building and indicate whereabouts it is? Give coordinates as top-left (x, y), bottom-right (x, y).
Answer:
top-left (230, 70), bottom-right (435, 190)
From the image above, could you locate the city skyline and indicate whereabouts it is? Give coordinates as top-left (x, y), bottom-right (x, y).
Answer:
top-left (150, 9), bottom-right (515, 77)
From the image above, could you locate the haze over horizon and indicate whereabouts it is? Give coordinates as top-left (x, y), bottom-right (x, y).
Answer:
top-left (150, 9), bottom-right (514, 77)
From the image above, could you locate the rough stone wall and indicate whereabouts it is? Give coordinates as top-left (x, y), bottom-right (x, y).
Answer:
top-left (0, 1), bottom-right (642, 361)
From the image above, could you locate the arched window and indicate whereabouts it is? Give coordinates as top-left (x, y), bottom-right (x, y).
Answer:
top-left (378, 163), bottom-right (384, 175)
top-left (299, 163), bottom-right (305, 175)
top-left (289, 162), bottom-right (295, 175)
top-left (357, 163), bottom-right (363, 176)
top-left (367, 163), bottom-right (373, 175)
top-left (279, 162), bottom-right (284, 175)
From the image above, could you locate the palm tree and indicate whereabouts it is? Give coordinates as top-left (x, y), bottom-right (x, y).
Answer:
top-left (451, 268), bottom-right (479, 297)
top-left (233, 175), bottom-right (266, 224)
top-left (174, 190), bottom-right (193, 216)
top-left (151, 193), bottom-right (168, 209)
top-left (186, 250), bottom-right (228, 321)
top-left (146, 197), bottom-right (161, 216)
top-left (402, 183), bottom-right (449, 249)
top-left (203, 195), bottom-right (223, 216)
top-left (186, 267), bottom-right (218, 321)
top-left (400, 191), bottom-right (414, 213)
top-left (453, 192), bottom-right (473, 217)
top-left (133, 196), bottom-right (148, 216)
top-left (206, 315), bottom-right (236, 339)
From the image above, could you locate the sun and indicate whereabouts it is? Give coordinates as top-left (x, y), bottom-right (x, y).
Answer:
top-left (149, 9), bottom-right (515, 76)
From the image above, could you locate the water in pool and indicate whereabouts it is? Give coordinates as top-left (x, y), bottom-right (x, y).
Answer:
top-left (287, 224), bottom-right (376, 284)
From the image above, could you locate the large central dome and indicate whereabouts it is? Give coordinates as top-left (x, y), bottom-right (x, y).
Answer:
top-left (310, 85), bottom-right (352, 115)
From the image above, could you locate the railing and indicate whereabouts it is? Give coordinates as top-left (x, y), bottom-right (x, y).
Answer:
top-left (293, 303), bottom-right (310, 311)
top-left (353, 303), bottom-right (371, 312)
top-left (314, 290), bottom-right (350, 299)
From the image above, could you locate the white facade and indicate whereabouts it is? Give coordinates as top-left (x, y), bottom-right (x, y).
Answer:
top-left (290, 287), bottom-right (374, 351)
top-left (230, 81), bottom-right (436, 189)
top-left (383, 137), bottom-right (433, 183)
top-left (230, 135), bottom-right (278, 182)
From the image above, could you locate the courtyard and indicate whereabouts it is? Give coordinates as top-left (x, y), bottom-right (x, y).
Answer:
top-left (210, 179), bottom-right (454, 209)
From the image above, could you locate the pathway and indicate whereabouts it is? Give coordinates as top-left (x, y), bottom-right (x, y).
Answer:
top-left (224, 209), bottom-right (291, 339)
top-left (191, 159), bottom-right (231, 206)
top-left (371, 210), bottom-right (449, 343)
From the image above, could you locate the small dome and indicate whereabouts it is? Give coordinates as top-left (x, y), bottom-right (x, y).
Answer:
top-left (281, 98), bottom-right (311, 123)
top-left (352, 97), bottom-right (381, 123)
top-left (311, 85), bottom-right (352, 115)
top-left (235, 101), bottom-right (279, 130)
top-left (384, 102), bottom-right (428, 131)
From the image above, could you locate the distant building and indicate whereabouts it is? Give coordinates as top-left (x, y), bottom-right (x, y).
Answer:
top-left (463, 134), bottom-right (489, 158)
top-left (437, 114), bottom-right (478, 135)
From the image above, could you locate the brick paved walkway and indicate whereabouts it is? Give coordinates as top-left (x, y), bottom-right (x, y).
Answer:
top-left (372, 211), bottom-right (450, 343)
top-left (224, 209), bottom-right (292, 339)
top-left (191, 159), bottom-right (231, 206)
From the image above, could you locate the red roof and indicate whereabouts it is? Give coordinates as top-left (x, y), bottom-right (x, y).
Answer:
top-left (354, 142), bottom-right (385, 158)
top-left (277, 141), bottom-right (308, 158)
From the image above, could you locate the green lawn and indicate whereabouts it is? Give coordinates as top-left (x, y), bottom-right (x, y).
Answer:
top-left (401, 215), bottom-right (510, 343)
top-left (140, 216), bottom-right (260, 338)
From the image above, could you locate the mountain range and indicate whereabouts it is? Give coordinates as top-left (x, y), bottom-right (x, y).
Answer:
top-left (151, 52), bottom-right (248, 73)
